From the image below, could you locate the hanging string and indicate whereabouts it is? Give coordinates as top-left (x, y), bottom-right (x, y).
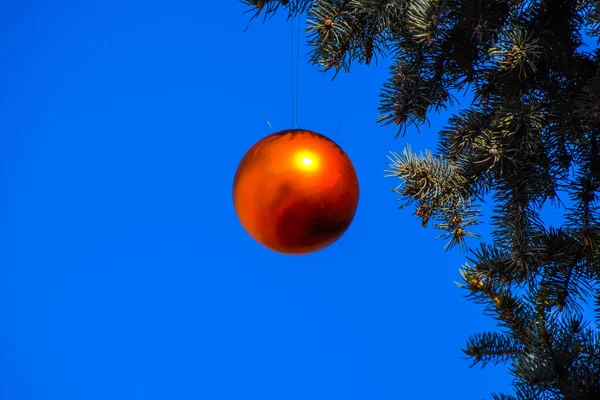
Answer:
top-left (290, 15), bottom-right (296, 128)
top-left (290, 13), bottom-right (301, 128)
top-left (295, 14), bottom-right (300, 128)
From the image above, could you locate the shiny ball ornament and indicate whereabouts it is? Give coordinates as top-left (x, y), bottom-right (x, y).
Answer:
top-left (233, 129), bottom-right (359, 255)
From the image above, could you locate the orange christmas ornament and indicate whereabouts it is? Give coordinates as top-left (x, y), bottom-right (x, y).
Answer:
top-left (233, 129), bottom-right (359, 255)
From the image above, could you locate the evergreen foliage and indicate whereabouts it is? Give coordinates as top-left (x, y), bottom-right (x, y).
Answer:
top-left (242, 0), bottom-right (600, 398)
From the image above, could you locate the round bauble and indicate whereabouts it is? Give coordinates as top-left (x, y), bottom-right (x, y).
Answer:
top-left (233, 129), bottom-right (359, 255)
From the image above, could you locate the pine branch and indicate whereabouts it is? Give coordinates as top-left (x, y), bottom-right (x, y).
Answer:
top-left (464, 331), bottom-right (525, 367)
top-left (240, 1), bottom-right (600, 398)
top-left (241, 0), bottom-right (312, 27)
top-left (491, 393), bottom-right (519, 400)
top-left (386, 145), bottom-right (481, 249)
top-left (459, 264), bottom-right (533, 343)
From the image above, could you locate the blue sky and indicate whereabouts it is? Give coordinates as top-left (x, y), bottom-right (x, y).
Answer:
top-left (0, 1), bottom-right (529, 399)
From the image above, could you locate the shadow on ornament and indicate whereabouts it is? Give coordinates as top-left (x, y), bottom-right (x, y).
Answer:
top-left (233, 129), bottom-right (360, 255)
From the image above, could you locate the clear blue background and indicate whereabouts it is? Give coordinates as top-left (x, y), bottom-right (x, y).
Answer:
top-left (0, 1), bottom-right (541, 399)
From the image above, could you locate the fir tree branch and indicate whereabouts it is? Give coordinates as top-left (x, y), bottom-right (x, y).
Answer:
top-left (386, 145), bottom-right (482, 249)
top-left (491, 394), bottom-right (519, 400)
top-left (464, 331), bottom-right (525, 367)
top-left (241, 0), bottom-right (312, 27)
top-left (241, 1), bottom-right (600, 398)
